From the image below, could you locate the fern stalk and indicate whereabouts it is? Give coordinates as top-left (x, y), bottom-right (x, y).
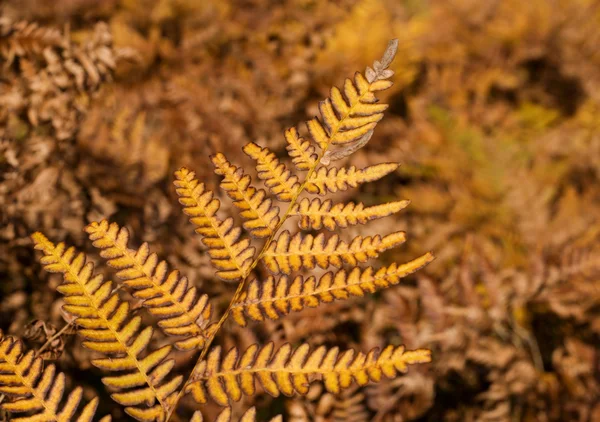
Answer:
top-left (166, 40), bottom-right (399, 421)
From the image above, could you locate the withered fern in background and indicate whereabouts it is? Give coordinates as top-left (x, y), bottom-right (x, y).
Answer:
top-left (0, 40), bottom-right (433, 421)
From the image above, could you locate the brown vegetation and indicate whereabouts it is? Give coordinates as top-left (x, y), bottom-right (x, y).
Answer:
top-left (1, 0), bottom-right (599, 421)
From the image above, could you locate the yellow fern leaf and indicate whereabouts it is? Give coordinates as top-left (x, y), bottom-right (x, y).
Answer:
top-left (261, 230), bottom-right (406, 275)
top-left (285, 127), bottom-right (318, 171)
top-left (185, 342), bottom-right (431, 406)
top-left (190, 407), bottom-right (282, 422)
top-left (211, 153), bottom-right (280, 238)
top-left (231, 253), bottom-right (434, 326)
top-left (305, 163), bottom-right (399, 195)
top-left (242, 142), bottom-right (300, 202)
top-left (291, 198), bottom-right (410, 230)
top-left (32, 233), bottom-right (182, 421)
top-left (85, 220), bottom-right (214, 351)
top-left (0, 335), bottom-right (105, 422)
top-left (174, 168), bottom-right (256, 281)
top-left (304, 39), bottom-right (397, 155)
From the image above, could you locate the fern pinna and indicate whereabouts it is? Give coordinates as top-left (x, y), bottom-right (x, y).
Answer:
top-left (0, 333), bottom-right (110, 421)
top-left (31, 233), bottom-right (183, 421)
top-left (6, 39), bottom-right (434, 421)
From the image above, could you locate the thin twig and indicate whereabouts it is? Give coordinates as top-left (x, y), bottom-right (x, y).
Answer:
top-left (35, 322), bottom-right (72, 358)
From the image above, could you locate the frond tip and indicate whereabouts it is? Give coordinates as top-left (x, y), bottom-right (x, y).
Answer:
top-left (186, 342), bottom-right (431, 406)
top-left (232, 253), bottom-right (435, 326)
top-left (262, 230), bottom-right (407, 275)
top-left (303, 38), bottom-right (398, 164)
top-left (0, 335), bottom-right (107, 422)
top-left (85, 220), bottom-right (214, 351)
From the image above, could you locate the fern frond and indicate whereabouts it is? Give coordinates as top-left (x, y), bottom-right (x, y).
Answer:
top-left (285, 127), bottom-right (318, 171)
top-left (0, 335), bottom-right (107, 422)
top-left (291, 198), bottom-right (410, 231)
top-left (231, 253), bottom-right (434, 326)
top-left (174, 168), bottom-right (256, 281)
top-left (185, 343), bottom-right (431, 406)
top-left (305, 163), bottom-right (399, 195)
top-left (32, 233), bottom-right (182, 421)
top-left (262, 230), bottom-right (406, 275)
top-left (0, 19), bottom-right (62, 64)
top-left (242, 142), bottom-right (300, 202)
top-left (84, 220), bottom-right (214, 352)
top-left (191, 407), bottom-right (282, 422)
top-left (211, 153), bottom-right (280, 238)
top-left (304, 40), bottom-right (398, 156)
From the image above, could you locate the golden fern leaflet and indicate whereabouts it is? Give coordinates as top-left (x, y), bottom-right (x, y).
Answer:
top-left (174, 168), bottom-right (256, 281)
top-left (261, 230), bottom-right (407, 275)
top-left (0, 335), bottom-right (109, 422)
top-left (211, 153), bottom-right (280, 238)
top-left (242, 142), bottom-right (300, 202)
top-left (291, 198), bottom-right (410, 230)
top-left (191, 407), bottom-right (282, 422)
top-left (231, 253), bottom-right (434, 326)
top-left (186, 343), bottom-right (431, 406)
top-left (307, 39), bottom-right (398, 158)
top-left (285, 127), bottom-right (317, 171)
top-left (85, 220), bottom-right (214, 351)
top-left (32, 233), bottom-right (182, 422)
top-left (305, 163), bottom-right (399, 195)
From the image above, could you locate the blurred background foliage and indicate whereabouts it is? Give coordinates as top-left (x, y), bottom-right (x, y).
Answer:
top-left (1, 0), bottom-right (599, 421)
